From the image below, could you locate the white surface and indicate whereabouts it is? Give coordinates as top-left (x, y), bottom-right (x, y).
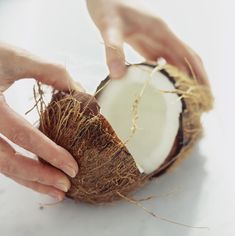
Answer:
top-left (0, 0), bottom-right (234, 235)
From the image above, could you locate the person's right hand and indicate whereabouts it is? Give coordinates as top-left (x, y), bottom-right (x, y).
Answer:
top-left (86, 0), bottom-right (209, 85)
top-left (0, 43), bottom-right (79, 201)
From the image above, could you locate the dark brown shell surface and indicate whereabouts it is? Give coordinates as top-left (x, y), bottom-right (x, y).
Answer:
top-left (39, 91), bottom-right (148, 203)
top-left (38, 64), bottom-right (213, 203)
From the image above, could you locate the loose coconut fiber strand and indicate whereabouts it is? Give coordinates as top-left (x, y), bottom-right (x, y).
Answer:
top-left (122, 63), bottom-right (165, 146)
top-left (37, 63), bottom-right (213, 204)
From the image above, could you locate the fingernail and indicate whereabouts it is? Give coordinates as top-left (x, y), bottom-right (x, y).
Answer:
top-left (50, 192), bottom-right (64, 201)
top-left (109, 60), bottom-right (126, 78)
top-left (55, 181), bottom-right (70, 192)
top-left (64, 166), bottom-right (77, 178)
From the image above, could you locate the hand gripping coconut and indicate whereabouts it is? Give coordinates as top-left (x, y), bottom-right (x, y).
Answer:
top-left (38, 63), bottom-right (213, 203)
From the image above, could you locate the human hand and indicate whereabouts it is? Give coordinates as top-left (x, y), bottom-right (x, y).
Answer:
top-left (86, 0), bottom-right (208, 85)
top-left (0, 43), bottom-right (79, 201)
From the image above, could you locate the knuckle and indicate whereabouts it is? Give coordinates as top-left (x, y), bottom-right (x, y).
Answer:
top-left (54, 64), bottom-right (68, 75)
top-left (108, 41), bottom-right (122, 50)
top-left (151, 16), bottom-right (167, 29)
top-left (99, 16), bottom-right (112, 31)
top-left (33, 172), bottom-right (45, 184)
top-left (30, 183), bottom-right (41, 192)
top-left (10, 131), bottom-right (30, 146)
top-left (105, 41), bottom-right (123, 58)
top-left (34, 164), bottom-right (50, 184)
top-left (99, 20), bottom-right (108, 32)
top-left (0, 159), bottom-right (14, 174)
top-left (45, 63), bottom-right (69, 79)
top-left (37, 177), bottom-right (46, 185)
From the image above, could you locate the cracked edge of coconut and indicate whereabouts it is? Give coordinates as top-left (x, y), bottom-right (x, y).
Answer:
top-left (96, 64), bottom-right (184, 174)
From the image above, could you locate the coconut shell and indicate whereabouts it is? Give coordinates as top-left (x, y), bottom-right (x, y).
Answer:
top-left (38, 63), bottom-right (213, 203)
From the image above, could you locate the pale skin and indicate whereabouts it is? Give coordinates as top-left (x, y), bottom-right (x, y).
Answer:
top-left (86, 0), bottom-right (208, 85)
top-left (0, 0), bottom-right (208, 201)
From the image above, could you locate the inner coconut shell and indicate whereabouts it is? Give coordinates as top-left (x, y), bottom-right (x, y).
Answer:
top-left (38, 63), bottom-right (213, 203)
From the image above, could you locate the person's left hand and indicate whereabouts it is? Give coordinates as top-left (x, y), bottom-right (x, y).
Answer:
top-left (0, 43), bottom-right (80, 201)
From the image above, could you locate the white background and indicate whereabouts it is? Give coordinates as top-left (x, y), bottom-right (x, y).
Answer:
top-left (0, 0), bottom-right (234, 235)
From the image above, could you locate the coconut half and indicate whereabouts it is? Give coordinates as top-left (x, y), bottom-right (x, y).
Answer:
top-left (38, 63), bottom-right (213, 203)
top-left (97, 65), bottom-right (182, 174)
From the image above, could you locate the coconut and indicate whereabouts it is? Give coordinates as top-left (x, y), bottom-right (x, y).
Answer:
top-left (38, 63), bottom-right (213, 204)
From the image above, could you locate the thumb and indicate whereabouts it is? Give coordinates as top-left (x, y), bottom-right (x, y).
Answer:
top-left (102, 26), bottom-right (126, 79)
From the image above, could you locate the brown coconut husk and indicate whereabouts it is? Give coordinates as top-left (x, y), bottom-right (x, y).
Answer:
top-left (38, 63), bottom-right (213, 204)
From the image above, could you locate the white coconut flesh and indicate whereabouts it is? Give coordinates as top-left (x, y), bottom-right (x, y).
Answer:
top-left (97, 65), bottom-right (183, 174)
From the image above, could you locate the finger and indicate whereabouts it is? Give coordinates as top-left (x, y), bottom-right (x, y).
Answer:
top-left (7, 175), bottom-right (65, 201)
top-left (126, 36), bottom-right (155, 60)
top-left (144, 17), bottom-right (209, 84)
top-left (0, 43), bottom-right (82, 92)
top-left (0, 97), bottom-right (78, 178)
top-left (151, 27), bottom-right (209, 85)
top-left (126, 34), bottom-right (165, 61)
top-left (128, 34), bottom-right (187, 69)
top-left (182, 46), bottom-right (209, 86)
top-left (22, 59), bottom-right (80, 91)
top-left (126, 33), bottom-right (186, 65)
top-left (167, 41), bottom-right (209, 85)
top-left (102, 25), bottom-right (126, 78)
top-left (135, 33), bottom-right (209, 85)
top-left (0, 137), bottom-right (71, 192)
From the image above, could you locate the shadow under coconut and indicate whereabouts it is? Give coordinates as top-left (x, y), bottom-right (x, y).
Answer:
top-left (51, 143), bottom-right (207, 236)
top-left (127, 143), bottom-right (208, 236)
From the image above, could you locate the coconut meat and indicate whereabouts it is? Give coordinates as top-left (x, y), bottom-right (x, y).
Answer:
top-left (97, 65), bottom-right (182, 174)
